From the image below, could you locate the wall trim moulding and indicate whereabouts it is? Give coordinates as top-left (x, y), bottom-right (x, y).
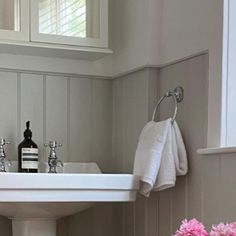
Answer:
top-left (0, 50), bottom-right (208, 80)
top-left (0, 67), bottom-right (112, 80)
top-left (112, 50), bottom-right (208, 79)
top-left (197, 146), bottom-right (236, 155)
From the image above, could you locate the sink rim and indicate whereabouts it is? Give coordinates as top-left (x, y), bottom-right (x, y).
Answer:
top-left (0, 173), bottom-right (139, 202)
top-left (0, 172), bottom-right (139, 190)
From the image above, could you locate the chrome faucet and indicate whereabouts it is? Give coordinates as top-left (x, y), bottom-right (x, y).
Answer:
top-left (44, 141), bottom-right (63, 173)
top-left (0, 138), bottom-right (11, 172)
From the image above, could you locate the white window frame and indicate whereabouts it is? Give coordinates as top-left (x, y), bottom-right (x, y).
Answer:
top-left (220, 0), bottom-right (236, 146)
top-left (30, 0), bottom-right (108, 48)
top-left (0, 0), bottom-right (29, 41)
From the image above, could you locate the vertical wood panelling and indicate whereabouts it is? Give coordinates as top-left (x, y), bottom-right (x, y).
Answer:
top-left (122, 203), bottom-right (135, 236)
top-left (0, 216), bottom-right (12, 236)
top-left (158, 54), bottom-right (208, 234)
top-left (112, 78), bottom-right (124, 173)
top-left (184, 56), bottom-right (208, 221)
top-left (0, 72), bottom-right (18, 160)
top-left (202, 155), bottom-right (221, 229)
top-left (91, 204), bottom-right (114, 236)
top-left (20, 74), bottom-right (44, 160)
top-left (69, 78), bottom-right (92, 162)
top-left (122, 70), bottom-right (149, 173)
top-left (2, 54), bottom-right (235, 236)
top-left (147, 192), bottom-right (159, 236)
top-left (172, 177), bottom-right (186, 232)
top-left (135, 195), bottom-right (148, 236)
top-left (158, 190), bottom-right (172, 235)
top-left (112, 203), bottom-right (123, 236)
top-left (220, 154), bottom-right (236, 222)
top-left (91, 80), bottom-right (112, 172)
top-left (0, 69), bottom-right (113, 236)
top-left (58, 203), bottom-right (115, 236)
top-left (113, 72), bottom-right (149, 174)
top-left (147, 69), bottom-right (159, 120)
top-left (113, 55), bottom-right (209, 236)
top-left (46, 76), bottom-right (68, 162)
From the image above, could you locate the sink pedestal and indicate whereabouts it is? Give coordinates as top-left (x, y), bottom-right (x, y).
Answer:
top-left (12, 219), bottom-right (56, 236)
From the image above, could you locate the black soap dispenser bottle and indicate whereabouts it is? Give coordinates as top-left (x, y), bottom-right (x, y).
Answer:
top-left (18, 121), bottom-right (39, 173)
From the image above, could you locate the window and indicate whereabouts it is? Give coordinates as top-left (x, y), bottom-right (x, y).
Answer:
top-left (0, 0), bottom-right (28, 41)
top-left (0, 0), bottom-right (108, 48)
top-left (31, 0), bottom-right (107, 47)
top-left (221, 0), bottom-right (236, 146)
top-left (39, 0), bottom-right (87, 38)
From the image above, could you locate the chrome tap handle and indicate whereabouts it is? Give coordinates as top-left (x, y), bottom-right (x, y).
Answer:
top-left (44, 141), bottom-right (62, 148)
top-left (0, 138), bottom-right (11, 172)
top-left (0, 138), bottom-right (11, 147)
top-left (44, 141), bottom-right (63, 173)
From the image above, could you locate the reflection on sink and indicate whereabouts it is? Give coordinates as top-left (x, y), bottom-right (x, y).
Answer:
top-left (0, 162), bottom-right (139, 236)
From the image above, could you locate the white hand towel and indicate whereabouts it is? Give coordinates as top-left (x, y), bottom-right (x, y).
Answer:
top-left (133, 119), bottom-right (188, 197)
top-left (133, 118), bottom-right (172, 197)
top-left (173, 121), bottom-right (188, 176)
top-left (153, 125), bottom-right (177, 191)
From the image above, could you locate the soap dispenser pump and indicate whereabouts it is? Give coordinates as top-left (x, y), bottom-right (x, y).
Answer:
top-left (18, 121), bottom-right (38, 173)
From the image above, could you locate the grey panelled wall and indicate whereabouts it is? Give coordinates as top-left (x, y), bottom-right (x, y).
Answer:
top-left (0, 72), bottom-right (112, 170)
top-left (112, 68), bottom-right (159, 174)
top-left (1, 54), bottom-right (236, 236)
top-left (112, 54), bottom-right (211, 235)
top-left (0, 71), bottom-right (112, 235)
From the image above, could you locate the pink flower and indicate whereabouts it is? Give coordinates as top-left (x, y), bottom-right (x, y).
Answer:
top-left (230, 222), bottom-right (236, 231)
top-left (210, 222), bottom-right (236, 236)
top-left (174, 218), bottom-right (209, 236)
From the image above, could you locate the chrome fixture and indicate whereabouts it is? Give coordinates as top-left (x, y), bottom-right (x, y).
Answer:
top-left (0, 138), bottom-right (11, 172)
top-left (44, 141), bottom-right (63, 173)
top-left (152, 86), bottom-right (184, 123)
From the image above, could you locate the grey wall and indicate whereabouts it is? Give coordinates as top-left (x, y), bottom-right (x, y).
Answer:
top-left (58, 67), bottom-right (159, 236)
top-left (0, 71), bottom-right (112, 171)
top-left (112, 68), bottom-right (159, 173)
top-left (0, 71), bottom-right (112, 236)
top-left (2, 54), bottom-right (236, 236)
top-left (61, 54), bottom-right (210, 236)
top-left (112, 54), bottom-right (236, 235)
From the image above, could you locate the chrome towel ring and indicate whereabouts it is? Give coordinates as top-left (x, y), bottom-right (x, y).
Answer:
top-left (152, 86), bottom-right (184, 123)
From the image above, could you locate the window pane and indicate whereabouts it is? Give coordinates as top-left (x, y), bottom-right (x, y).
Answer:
top-left (38, 0), bottom-right (100, 38)
top-left (0, 0), bottom-right (20, 31)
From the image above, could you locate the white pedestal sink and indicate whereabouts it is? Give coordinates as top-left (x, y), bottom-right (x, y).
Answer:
top-left (0, 162), bottom-right (139, 236)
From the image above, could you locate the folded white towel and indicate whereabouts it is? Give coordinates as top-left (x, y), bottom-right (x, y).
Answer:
top-left (133, 119), bottom-right (188, 197)
top-left (133, 118), bottom-right (172, 196)
top-left (173, 121), bottom-right (188, 176)
top-left (154, 125), bottom-right (176, 191)
top-left (153, 121), bottom-right (188, 191)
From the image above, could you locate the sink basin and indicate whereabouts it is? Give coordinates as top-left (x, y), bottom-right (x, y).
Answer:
top-left (0, 162), bottom-right (139, 236)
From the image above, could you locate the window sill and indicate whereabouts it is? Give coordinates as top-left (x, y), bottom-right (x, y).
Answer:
top-left (0, 40), bottom-right (113, 61)
top-left (197, 146), bottom-right (236, 155)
